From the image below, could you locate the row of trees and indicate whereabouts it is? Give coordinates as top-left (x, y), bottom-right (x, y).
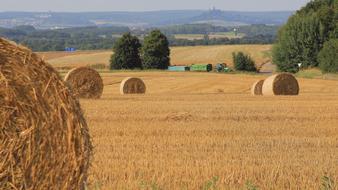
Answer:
top-left (1, 24), bottom-right (279, 51)
top-left (0, 26), bottom-right (129, 51)
top-left (169, 34), bottom-right (275, 46)
top-left (273, 0), bottom-right (338, 73)
top-left (110, 30), bottom-right (170, 70)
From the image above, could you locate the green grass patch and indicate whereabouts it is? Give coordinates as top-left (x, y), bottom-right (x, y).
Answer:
top-left (296, 69), bottom-right (323, 79)
top-left (296, 68), bottom-right (338, 80)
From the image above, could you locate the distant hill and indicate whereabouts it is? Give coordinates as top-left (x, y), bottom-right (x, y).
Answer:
top-left (191, 9), bottom-right (293, 26)
top-left (0, 10), bottom-right (293, 29)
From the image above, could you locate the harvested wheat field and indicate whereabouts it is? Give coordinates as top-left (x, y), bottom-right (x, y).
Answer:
top-left (79, 71), bottom-right (338, 189)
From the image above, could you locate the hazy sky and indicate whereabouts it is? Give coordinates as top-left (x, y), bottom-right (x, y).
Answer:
top-left (0, 0), bottom-right (311, 12)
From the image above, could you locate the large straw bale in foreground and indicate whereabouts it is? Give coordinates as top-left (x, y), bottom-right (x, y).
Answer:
top-left (120, 77), bottom-right (146, 94)
top-left (64, 67), bottom-right (103, 99)
top-left (251, 79), bottom-right (264, 95)
top-left (262, 73), bottom-right (299, 96)
top-left (0, 38), bottom-right (92, 190)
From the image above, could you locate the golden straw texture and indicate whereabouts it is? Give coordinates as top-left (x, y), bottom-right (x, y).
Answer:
top-left (64, 67), bottom-right (103, 99)
top-left (0, 38), bottom-right (92, 190)
top-left (251, 79), bottom-right (264, 95)
top-left (262, 73), bottom-right (299, 96)
top-left (120, 77), bottom-right (146, 94)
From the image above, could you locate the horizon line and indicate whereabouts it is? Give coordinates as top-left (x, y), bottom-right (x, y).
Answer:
top-left (0, 9), bottom-right (297, 13)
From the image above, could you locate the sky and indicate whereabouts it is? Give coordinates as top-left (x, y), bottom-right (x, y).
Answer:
top-left (0, 0), bottom-right (311, 12)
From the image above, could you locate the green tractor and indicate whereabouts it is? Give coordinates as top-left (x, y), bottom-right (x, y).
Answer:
top-left (215, 63), bottom-right (225, 72)
top-left (216, 63), bottom-right (233, 73)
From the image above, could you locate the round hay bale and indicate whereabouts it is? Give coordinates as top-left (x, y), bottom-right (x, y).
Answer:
top-left (262, 73), bottom-right (299, 96)
top-left (0, 38), bottom-right (92, 190)
top-left (64, 67), bottom-right (103, 99)
top-left (120, 77), bottom-right (146, 94)
top-left (251, 79), bottom-right (265, 95)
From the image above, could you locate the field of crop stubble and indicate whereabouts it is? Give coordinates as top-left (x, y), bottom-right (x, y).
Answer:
top-left (38, 45), bottom-right (337, 189)
top-left (74, 72), bottom-right (338, 189)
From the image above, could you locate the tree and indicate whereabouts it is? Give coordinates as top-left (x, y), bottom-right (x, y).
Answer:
top-left (272, 0), bottom-right (338, 73)
top-left (141, 30), bottom-right (170, 69)
top-left (318, 39), bottom-right (338, 73)
top-left (110, 33), bottom-right (142, 70)
top-left (203, 34), bottom-right (210, 45)
top-left (272, 14), bottom-right (322, 73)
top-left (232, 52), bottom-right (257, 72)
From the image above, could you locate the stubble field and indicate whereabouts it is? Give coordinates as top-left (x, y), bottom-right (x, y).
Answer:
top-left (36, 45), bottom-right (337, 189)
top-left (75, 72), bottom-right (338, 189)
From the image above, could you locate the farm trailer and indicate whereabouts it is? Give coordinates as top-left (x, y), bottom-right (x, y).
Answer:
top-left (190, 64), bottom-right (213, 72)
top-left (168, 66), bottom-right (191, 71)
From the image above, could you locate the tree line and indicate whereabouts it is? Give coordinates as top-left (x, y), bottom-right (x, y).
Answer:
top-left (0, 26), bottom-right (129, 51)
top-left (0, 24), bottom-right (278, 51)
top-left (168, 34), bottom-right (275, 46)
top-left (273, 0), bottom-right (338, 73)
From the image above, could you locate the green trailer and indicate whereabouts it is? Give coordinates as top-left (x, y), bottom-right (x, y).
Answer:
top-left (190, 64), bottom-right (213, 72)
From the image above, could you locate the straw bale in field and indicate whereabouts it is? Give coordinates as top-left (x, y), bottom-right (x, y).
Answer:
top-left (64, 67), bottom-right (103, 99)
top-left (120, 77), bottom-right (146, 94)
top-left (262, 73), bottom-right (299, 96)
top-left (0, 38), bottom-right (92, 190)
top-left (251, 79), bottom-right (264, 95)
